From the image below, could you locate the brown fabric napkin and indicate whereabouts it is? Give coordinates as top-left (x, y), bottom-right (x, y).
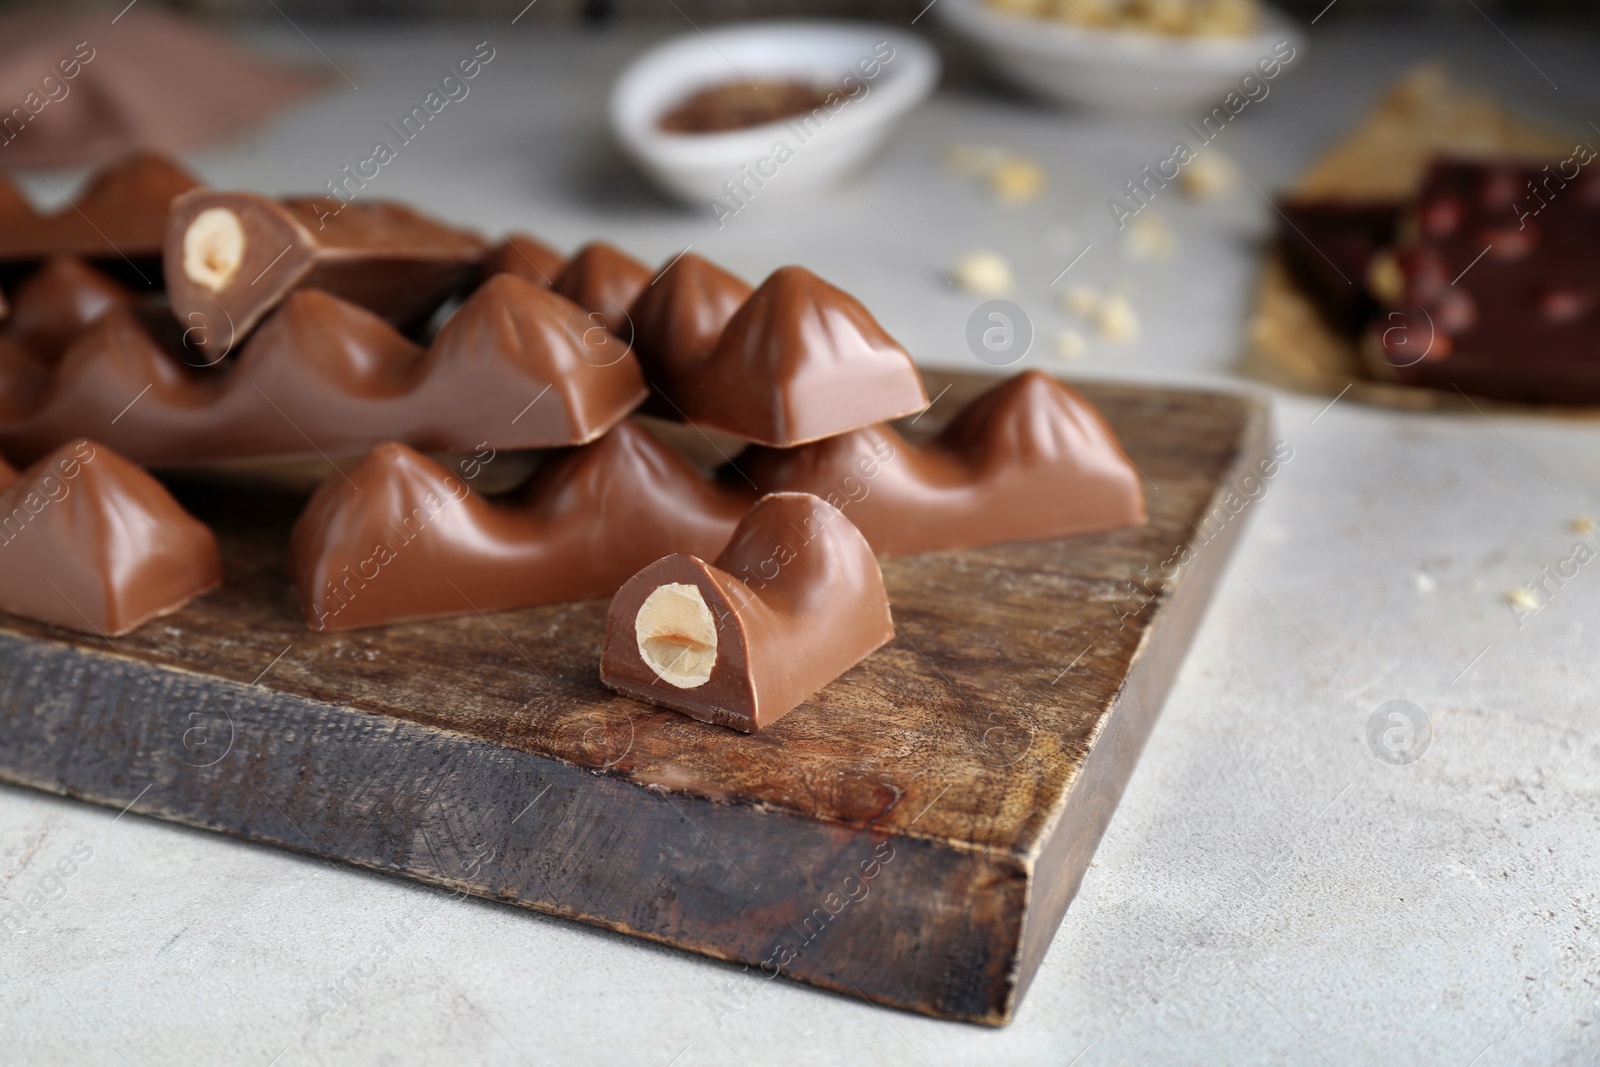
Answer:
top-left (0, 8), bottom-right (328, 170)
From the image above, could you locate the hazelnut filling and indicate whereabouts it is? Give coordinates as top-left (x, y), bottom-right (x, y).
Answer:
top-left (182, 207), bottom-right (246, 291)
top-left (634, 583), bottom-right (717, 688)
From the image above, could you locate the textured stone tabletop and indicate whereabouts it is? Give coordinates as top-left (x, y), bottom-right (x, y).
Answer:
top-left (3, 12), bottom-right (1599, 1066)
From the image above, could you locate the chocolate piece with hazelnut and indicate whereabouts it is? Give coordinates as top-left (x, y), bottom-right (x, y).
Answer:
top-left (163, 189), bottom-right (488, 359)
top-left (600, 492), bottom-right (894, 732)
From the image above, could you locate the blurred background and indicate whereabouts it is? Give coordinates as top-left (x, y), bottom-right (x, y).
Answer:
top-left (0, 0), bottom-right (1592, 20)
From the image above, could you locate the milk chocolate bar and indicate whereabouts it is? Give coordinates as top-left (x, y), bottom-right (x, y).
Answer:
top-left (0, 438), bottom-right (221, 636)
top-left (1364, 157), bottom-right (1600, 402)
top-left (0, 339), bottom-right (42, 420)
top-left (739, 371), bottom-right (1146, 555)
top-left (551, 242), bottom-right (653, 337)
top-left (671, 265), bottom-right (928, 446)
top-left (600, 492), bottom-right (893, 732)
top-left (0, 274), bottom-right (648, 466)
top-left (482, 232), bottom-right (565, 288)
top-left (629, 252), bottom-right (753, 418)
top-left (289, 421), bottom-right (752, 631)
top-left (164, 190), bottom-right (489, 358)
top-left (0, 153), bottom-right (202, 284)
top-left (3, 256), bottom-right (138, 362)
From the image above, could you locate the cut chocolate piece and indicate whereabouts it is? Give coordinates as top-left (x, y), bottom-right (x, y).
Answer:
top-left (2, 256), bottom-right (139, 362)
top-left (0, 276), bottom-right (648, 466)
top-left (164, 190), bottom-right (489, 358)
top-left (289, 421), bottom-right (752, 631)
top-left (0, 438), bottom-right (221, 636)
top-left (0, 153), bottom-right (202, 282)
top-left (482, 233), bottom-right (564, 288)
top-left (629, 252), bottom-right (753, 418)
top-left (550, 242), bottom-right (653, 337)
top-left (1275, 201), bottom-right (1400, 336)
top-left (739, 370), bottom-right (1145, 555)
top-left (1364, 157), bottom-right (1600, 402)
top-left (600, 492), bottom-right (894, 732)
top-left (676, 265), bottom-right (928, 447)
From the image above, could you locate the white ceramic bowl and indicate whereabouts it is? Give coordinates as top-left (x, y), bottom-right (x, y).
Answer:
top-left (610, 21), bottom-right (940, 206)
top-left (939, 0), bottom-right (1304, 117)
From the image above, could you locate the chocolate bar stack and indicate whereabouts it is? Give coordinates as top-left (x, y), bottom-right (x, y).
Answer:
top-left (1277, 153), bottom-right (1600, 404)
top-left (0, 152), bottom-right (1148, 732)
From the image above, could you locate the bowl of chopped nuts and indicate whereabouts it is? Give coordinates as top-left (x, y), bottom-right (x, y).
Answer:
top-left (939, 0), bottom-right (1303, 116)
top-left (611, 21), bottom-right (940, 209)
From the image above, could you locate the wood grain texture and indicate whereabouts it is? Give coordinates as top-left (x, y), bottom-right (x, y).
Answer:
top-left (0, 371), bottom-right (1269, 1025)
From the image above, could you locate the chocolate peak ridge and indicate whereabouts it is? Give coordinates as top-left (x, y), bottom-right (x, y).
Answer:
top-left (600, 491), bottom-right (893, 732)
top-left (0, 151), bottom-right (202, 272)
top-left (0, 277), bottom-right (648, 466)
top-left (738, 370), bottom-right (1145, 555)
top-left (289, 420), bottom-right (751, 631)
top-left (0, 438), bottom-right (221, 636)
top-left (684, 265), bottom-right (928, 446)
top-left (3, 256), bottom-right (138, 363)
top-left (428, 274), bottom-right (650, 442)
top-left (482, 232), bottom-right (565, 288)
top-left (629, 252), bottom-right (753, 417)
top-left (551, 242), bottom-right (654, 337)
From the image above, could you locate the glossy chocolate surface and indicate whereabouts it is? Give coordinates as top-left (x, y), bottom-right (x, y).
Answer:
top-left (0, 438), bottom-right (221, 636)
top-left (289, 421), bottom-right (752, 631)
top-left (675, 265), bottom-right (928, 446)
top-left (551, 242), bottom-right (654, 338)
top-left (738, 371), bottom-right (1146, 555)
top-left (164, 190), bottom-right (489, 358)
top-left (2, 256), bottom-right (138, 362)
top-left (1365, 158), bottom-right (1600, 402)
top-left (600, 492), bottom-right (894, 732)
top-left (628, 252), bottom-right (754, 418)
top-left (0, 276), bottom-right (648, 466)
top-left (482, 233), bottom-right (565, 288)
top-left (0, 153), bottom-right (201, 278)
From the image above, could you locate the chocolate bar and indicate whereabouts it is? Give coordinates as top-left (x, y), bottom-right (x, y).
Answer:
top-left (0, 438), bottom-right (221, 636)
top-left (289, 421), bottom-right (752, 631)
top-left (551, 242), bottom-right (653, 337)
top-left (0, 153), bottom-right (201, 285)
top-left (738, 371), bottom-right (1146, 555)
top-left (0, 274), bottom-right (648, 467)
top-left (2, 256), bottom-right (138, 362)
top-left (600, 492), bottom-right (893, 732)
top-left (1364, 157), bottom-right (1600, 402)
top-left (1276, 200), bottom-right (1399, 335)
top-left (482, 232), bottom-right (565, 288)
top-left (629, 252), bottom-right (753, 418)
top-left (164, 190), bottom-right (489, 358)
top-left (668, 265), bottom-right (928, 446)
top-left (0, 338), bottom-right (43, 420)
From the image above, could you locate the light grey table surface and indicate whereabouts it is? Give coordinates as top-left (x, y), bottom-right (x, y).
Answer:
top-left (5, 12), bottom-right (1600, 1066)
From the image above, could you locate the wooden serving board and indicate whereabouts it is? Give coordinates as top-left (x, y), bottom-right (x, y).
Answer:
top-left (0, 371), bottom-right (1269, 1026)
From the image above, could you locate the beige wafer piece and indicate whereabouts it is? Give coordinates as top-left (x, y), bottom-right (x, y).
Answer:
top-left (1291, 65), bottom-right (1572, 202)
